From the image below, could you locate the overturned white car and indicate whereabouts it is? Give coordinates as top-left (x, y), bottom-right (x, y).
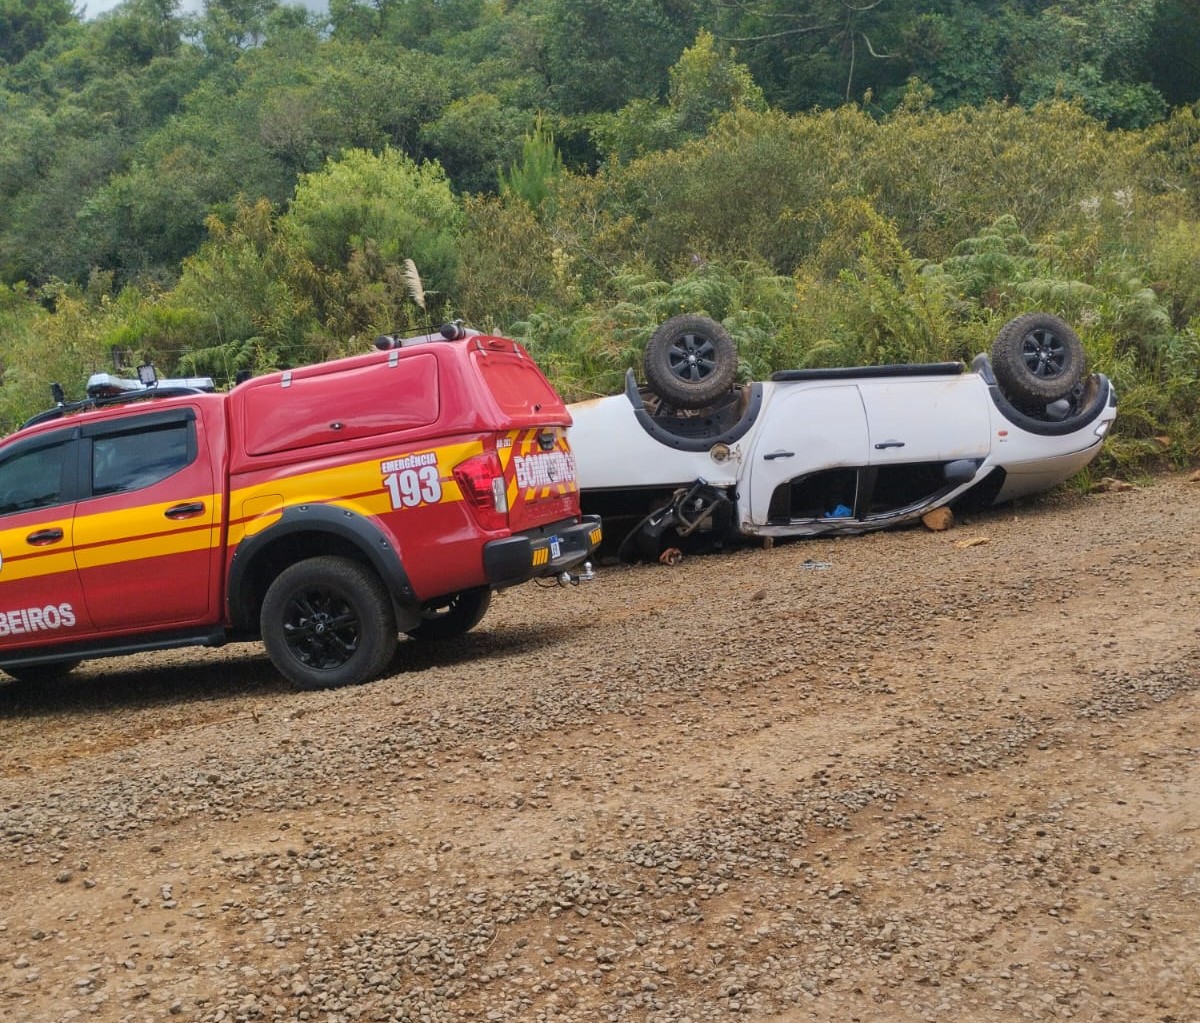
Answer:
top-left (567, 313), bottom-right (1117, 559)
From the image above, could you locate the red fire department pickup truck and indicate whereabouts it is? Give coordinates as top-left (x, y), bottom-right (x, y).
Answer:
top-left (0, 325), bottom-right (601, 690)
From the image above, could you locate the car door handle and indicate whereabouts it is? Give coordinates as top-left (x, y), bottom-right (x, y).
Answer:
top-left (165, 501), bottom-right (206, 520)
top-left (26, 528), bottom-right (64, 546)
top-left (763, 451), bottom-right (795, 461)
top-left (874, 440), bottom-right (906, 450)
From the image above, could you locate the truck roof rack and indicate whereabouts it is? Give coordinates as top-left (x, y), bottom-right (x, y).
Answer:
top-left (20, 373), bottom-right (217, 431)
top-left (84, 373), bottom-right (216, 398)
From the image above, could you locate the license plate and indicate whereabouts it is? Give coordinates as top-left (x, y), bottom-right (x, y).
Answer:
top-left (549, 535), bottom-right (561, 558)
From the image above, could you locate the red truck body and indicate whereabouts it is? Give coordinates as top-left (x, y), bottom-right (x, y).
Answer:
top-left (0, 330), bottom-right (600, 688)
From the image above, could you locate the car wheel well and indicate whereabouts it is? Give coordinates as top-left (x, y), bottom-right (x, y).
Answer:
top-left (952, 465), bottom-right (1008, 511)
top-left (235, 531), bottom-right (380, 632)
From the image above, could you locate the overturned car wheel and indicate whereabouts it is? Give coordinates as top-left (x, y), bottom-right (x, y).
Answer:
top-left (991, 312), bottom-right (1086, 410)
top-left (644, 315), bottom-right (738, 410)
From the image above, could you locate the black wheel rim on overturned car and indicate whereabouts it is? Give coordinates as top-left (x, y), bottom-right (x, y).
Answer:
top-left (991, 312), bottom-right (1086, 410)
top-left (643, 314), bottom-right (739, 410)
top-left (1019, 324), bottom-right (1073, 381)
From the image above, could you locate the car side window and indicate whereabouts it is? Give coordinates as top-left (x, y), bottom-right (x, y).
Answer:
top-left (0, 440), bottom-right (73, 516)
top-left (92, 419), bottom-right (193, 496)
top-left (769, 468), bottom-right (858, 522)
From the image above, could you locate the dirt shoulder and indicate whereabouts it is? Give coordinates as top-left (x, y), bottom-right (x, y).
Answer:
top-left (1, 473), bottom-right (1198, 1023)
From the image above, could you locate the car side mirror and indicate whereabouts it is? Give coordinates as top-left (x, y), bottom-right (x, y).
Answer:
top-left (943, 459), bottom-right (978, 485)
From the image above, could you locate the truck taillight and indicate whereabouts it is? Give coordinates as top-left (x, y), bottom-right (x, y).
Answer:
top-left (453, 451), bottom-right (509, 531)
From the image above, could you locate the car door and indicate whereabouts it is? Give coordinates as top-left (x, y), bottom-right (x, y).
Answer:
top-left (72, 407), bottom-right (219, 631)
top-left (853, 376), bottom-right (992, 519)
top-left (0, 428), bottom-right (93, 650)
top-left (857, 376), bottom-right (991, 464)
top-left (744, 383), bottom-right (869, 527)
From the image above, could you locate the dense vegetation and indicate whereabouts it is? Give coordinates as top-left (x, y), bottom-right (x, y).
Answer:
top-left (2, 0), bottom-right (1199, 471)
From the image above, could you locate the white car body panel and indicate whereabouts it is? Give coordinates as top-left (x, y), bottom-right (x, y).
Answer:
top-left (568, 359), bottom-right (1116, 545)
top-left (566, 393), bottom-right (742, 490)
top-left (989, 438), bottom-right (1109, 502)
top-left (744, 383), bottom-right (867, 525)
top-left (859, 376), bottom-right (993, 463)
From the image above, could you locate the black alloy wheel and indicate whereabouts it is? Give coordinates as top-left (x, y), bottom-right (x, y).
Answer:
top-left (261, 557), bottom-right (396, 689)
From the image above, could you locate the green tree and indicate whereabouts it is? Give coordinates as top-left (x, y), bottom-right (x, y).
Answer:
top-left (0, 280), bottom-right (111, 430)
top-left (709, 0), bottom-right (902, 109)
top-left (69, 32), bottom-right (448, 285)
top-left (536, 0), bottom-right (705, 113)
top-left (669, 29), bottom-right (764, 133)
top-left (196, 0), bottom-right (278, 58)
top-left (283, 147), bottom-right (462, 340)
top-left (1015, 0), bottom-right (1167, 128)
top-left (422, 93), bottom-right (529, 195)
top-left (594, 29), bottom-right (765, 163)
top-left (499, 116), bottom-right (564, 210)
top-left (457, 193), bottom-right (563, 329)
top-left (1, 111), bottom-right (127, 284)
top-left (167, 197), bottom-right (311, 376)
top-left (90, 0), bottom-right (185, 66)
top-left (1147, 0), bottom-right (1200, 106)
top-left (377, 0), bottom-right (485, 50)
top-left (894, 3), bottom-right (1024, 110)
top-left (0, 0), bottom-right (78, 66)
top-left (432, 0), bottom-right (552, 109)
top-left (287, 147), bottom-right (460, 271)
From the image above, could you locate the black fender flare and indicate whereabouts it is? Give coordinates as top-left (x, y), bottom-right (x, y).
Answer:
top-left (626, 369), bottom-right (764, 452)
top-left (227, 504), bottom-right (416, 631)
top-left (972, 354), bottom-right (1113, 437)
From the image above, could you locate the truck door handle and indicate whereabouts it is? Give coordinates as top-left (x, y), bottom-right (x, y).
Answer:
top-left (874, 440), bottom-right (906, 450)
top-left (763, 451), bottom-right (794, 461)
top-left (26, 528), bottom-right (64, 545)
top-left (165, 501), bottom-right (206, 519)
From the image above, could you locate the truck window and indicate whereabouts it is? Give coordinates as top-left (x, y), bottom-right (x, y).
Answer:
top-left (0, 440), bottom-right (72, 516)
top-left (475, 353), bottom-right (567, 417)
top-left (92, 419), bottom-right (193, 496)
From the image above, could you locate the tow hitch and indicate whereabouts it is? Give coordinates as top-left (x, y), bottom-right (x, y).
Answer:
top-left (557, 561), bottom-right (596, 587)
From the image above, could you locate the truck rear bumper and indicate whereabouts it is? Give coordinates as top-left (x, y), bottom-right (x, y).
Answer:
top-left (484, 515), bottom-right (602, 589)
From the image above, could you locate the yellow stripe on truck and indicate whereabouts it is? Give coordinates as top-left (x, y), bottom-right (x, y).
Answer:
top-left (502, 428), bottom-right (579, 506)
top-left (73, 498), bottom-right (220, 570)
top-left (0, 523), bottom-right (77, 580)
top-left (8, 437), bottom-right (486, 582)
top-left (230, 439), bottom-right (482, 542)
top-left (499, 428), bottom-right (528, 508)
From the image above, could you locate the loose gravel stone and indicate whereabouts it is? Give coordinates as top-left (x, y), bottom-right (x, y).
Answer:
top-left (0, 475), bottom-right (1197, 1023)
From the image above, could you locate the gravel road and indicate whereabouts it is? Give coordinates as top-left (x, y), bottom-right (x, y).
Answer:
top-left (2, 473), bottom-right (1198, 1023)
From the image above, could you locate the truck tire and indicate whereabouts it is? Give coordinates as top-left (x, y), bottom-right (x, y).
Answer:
top-left (406, 587), bottom-right (492, 641)
top-left (643, 315), bottom-right (738, 410)
top-left (991, 313), bottom-right (1085, 410)
top-left (261, 556), bottom-right (397, 690)
top-left (1, 659), bottom-right (82, 685)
